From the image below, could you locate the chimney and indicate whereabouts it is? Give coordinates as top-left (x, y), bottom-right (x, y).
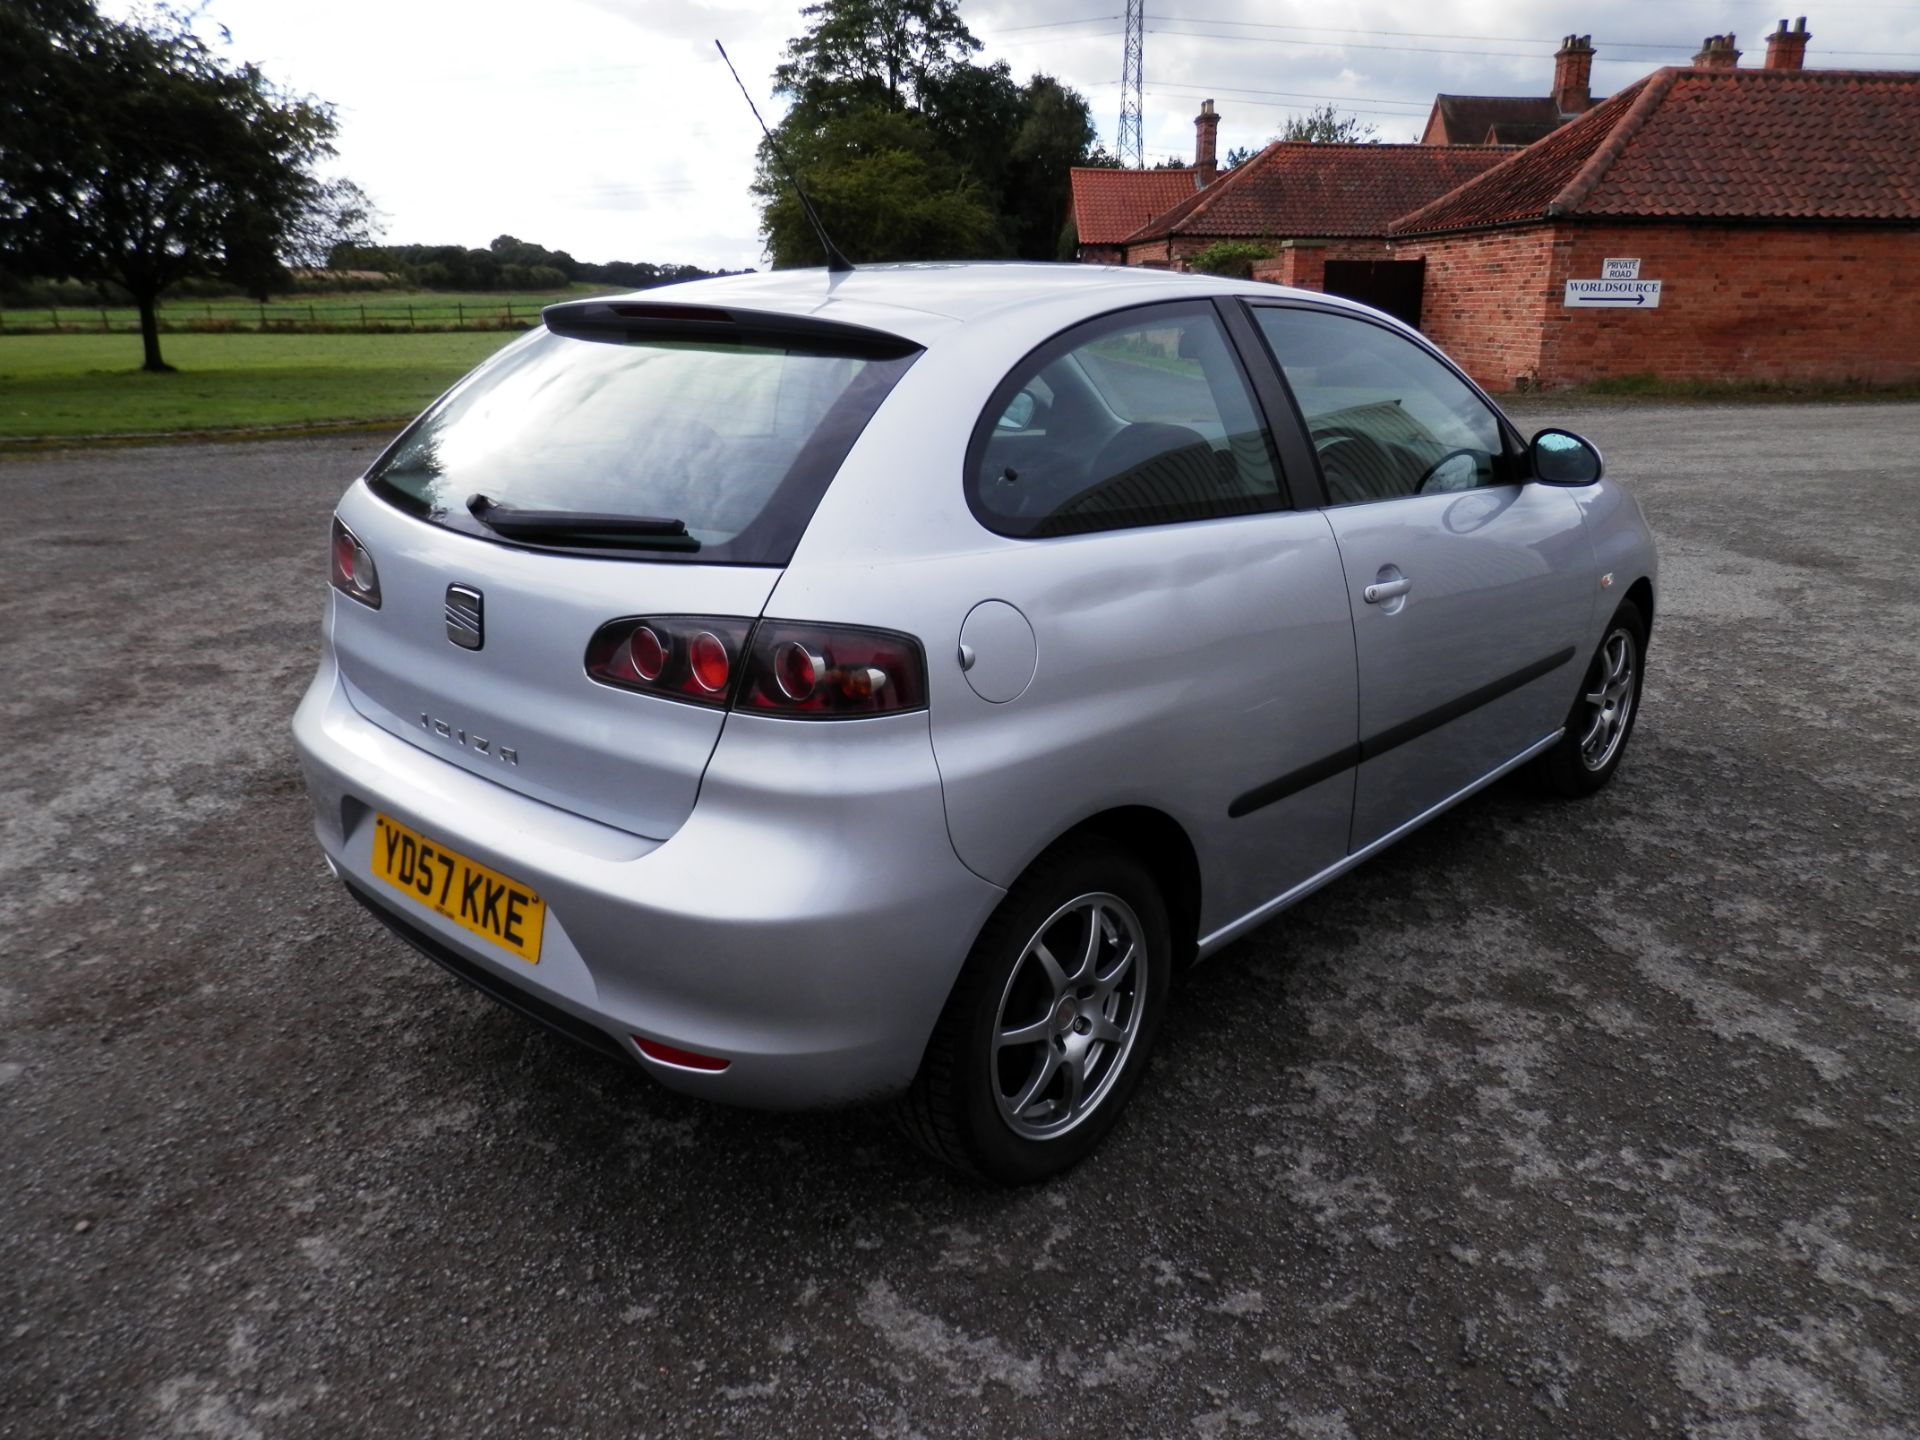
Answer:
top-left (1765, 16), bottom-right (1811, 70)
top-left (1194, 99), bottom-right (1219, 184)
top-left (1693, 33), bottom-right (1742, 68)
top-left (1553, 35), bottom-right (1595, 115)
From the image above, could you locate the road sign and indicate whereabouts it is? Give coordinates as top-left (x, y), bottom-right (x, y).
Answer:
top-left (1564, 279), bottom-right (1662, 309)
top-left (1602, 257), bottom-right (1641, 280)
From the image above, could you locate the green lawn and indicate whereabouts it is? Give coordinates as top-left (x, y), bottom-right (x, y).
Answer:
top-left (0, 331), bottom-right (522, 439)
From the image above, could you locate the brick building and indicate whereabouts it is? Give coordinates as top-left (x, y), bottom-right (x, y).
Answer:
top-left (1067, 101), bottom-right (1219, 265)
top-left (1114, 142), bottom-right (1512, 325)
top-left (1069, 104), bottom-right (1511, 306)
top-left (1378, 53), bottom-right (1920, 389)
top-left (1072, 19), bottom-right (1920, 390)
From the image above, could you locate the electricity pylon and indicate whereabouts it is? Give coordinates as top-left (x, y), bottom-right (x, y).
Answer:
top-left (1118, 0), bottom-right (1144, 167)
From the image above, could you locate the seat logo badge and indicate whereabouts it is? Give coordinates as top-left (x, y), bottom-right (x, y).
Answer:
top-left (445, 584), bottom-right (483, 650)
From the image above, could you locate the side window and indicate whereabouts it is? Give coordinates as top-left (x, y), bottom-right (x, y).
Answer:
top-left (1252, 307), bottom-right (1506, 506)
top-left (969, 303), bottom-right (1284, 538)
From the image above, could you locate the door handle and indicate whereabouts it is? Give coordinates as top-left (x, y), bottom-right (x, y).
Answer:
top-left (1364, 578), bottom-right (1412, 604)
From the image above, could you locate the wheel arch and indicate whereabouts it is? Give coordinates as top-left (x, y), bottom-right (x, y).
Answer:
top-left (1623, 577), bottom-right (1654, 649)
top-left (1044, 806), bottom-right (1202, 968)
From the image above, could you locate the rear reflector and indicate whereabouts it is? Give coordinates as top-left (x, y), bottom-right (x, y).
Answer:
top-left (633, 1037), bottom-right (731, 1072)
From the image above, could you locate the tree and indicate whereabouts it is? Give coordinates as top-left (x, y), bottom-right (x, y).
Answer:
top-left (1002, 75), bottom-right (1098, 260)
top-left (756, 0), bottom-right (1102, 266)
top-left (1280, 103), bottom-right (1380, 145)
top-left (754, 102), bottom-right (999, 267)
top-left (0, 1), bottom-right (369, 370)
top-left (918, 56), bottom-right (1023, 202)
top-left (1223, 145), bottom-right (1258, 170)
top-left (775, 0), bottom-right (980, 112)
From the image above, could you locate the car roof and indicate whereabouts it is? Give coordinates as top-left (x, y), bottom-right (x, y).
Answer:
top-left (597, 262), bottom-right (1346, 345)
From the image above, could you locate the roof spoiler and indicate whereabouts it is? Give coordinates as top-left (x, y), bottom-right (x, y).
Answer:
top-left (541, 299), bottom-right (918, 358)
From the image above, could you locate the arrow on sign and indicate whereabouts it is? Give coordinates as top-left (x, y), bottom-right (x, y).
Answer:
top-left (1573, 293), bottom-right (1645, 305)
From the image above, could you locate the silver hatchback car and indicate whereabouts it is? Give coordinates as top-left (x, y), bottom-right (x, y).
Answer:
top-left (294, 264), bottom-right (1655, 1183)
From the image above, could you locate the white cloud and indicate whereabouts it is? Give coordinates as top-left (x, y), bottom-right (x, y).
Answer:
top-left (103, 0), bottom-right (1920, 268)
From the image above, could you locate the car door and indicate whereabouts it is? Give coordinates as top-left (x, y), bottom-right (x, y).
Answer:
top-left (1245, 302), bottom-right (1596, 853)
top-left (922, 299), bottom-right (1359, 939)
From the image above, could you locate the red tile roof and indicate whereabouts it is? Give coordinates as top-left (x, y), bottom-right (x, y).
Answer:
top-left (1123, 142), bottom-right (1518, 244)
top-left (1070, 167), bottom-right (1206, 246)
top-left (1395, 67), bottom-right (1920, 234)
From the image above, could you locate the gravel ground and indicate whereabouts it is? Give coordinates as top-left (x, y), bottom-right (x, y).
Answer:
top-left (3, 402), bottom-right (1917, 1439)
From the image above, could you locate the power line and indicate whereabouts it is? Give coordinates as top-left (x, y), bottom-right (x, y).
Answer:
top-left (982, 13), bottom-right (1120, 33)
top-left (1145, 27), bottom-right (1679, 60)
top-left (1095, 77), bottom-right (1429, 111)
top-left (1148, 26), bottom-right (1920, 61)
top-left (1145, 13), bottom-right (1918, 56)
top-left (1143, 87), bottom-right (1431, 122)
top-left (989, 28), bottom-right (1123, 48)
top-left (1153, 15), bottom-right (1661, 47)
top-left (978, 11), bottom-right (1920, 60)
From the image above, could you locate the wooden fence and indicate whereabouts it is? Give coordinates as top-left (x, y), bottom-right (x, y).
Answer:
top-left (0, 300), bottom-right (550, 335)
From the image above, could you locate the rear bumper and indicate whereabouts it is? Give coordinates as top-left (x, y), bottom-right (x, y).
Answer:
top-left (292, 657), bottom-right (1005, 1108)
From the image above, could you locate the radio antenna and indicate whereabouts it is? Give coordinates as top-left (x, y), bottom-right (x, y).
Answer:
top-left (715, 40), bottom-right (853, 274)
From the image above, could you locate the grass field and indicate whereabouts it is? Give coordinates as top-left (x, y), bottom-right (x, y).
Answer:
top-left (0, 331), bottom-right (522, 440)
top-left (0, 285), bottom-right (617, 335)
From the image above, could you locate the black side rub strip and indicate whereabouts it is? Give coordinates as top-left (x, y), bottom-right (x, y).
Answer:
top-left (1228, 646), bottom-right (1577, 819)
top-left (1227, 745), bottom-right (1361, 819)
top-left (1358, 646), bottom-right (1575, 762)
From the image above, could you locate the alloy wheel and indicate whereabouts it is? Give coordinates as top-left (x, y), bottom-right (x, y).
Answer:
top-left (1579, 627), bottom-right (1638, 772)
top-left (990, 892), bottom-right (1148, 1141)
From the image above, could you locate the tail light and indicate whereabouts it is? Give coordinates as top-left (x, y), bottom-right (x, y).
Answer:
top-left (585, 616), bottom-right (753, 710)
top-left (738, 622), bottom-right (926, 718)
top-left (329, 517), bottom-right (380, 608)
top-left (586, 617), bottom-right (926, 719)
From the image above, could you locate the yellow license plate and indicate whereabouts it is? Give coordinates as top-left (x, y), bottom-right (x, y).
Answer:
top-left (372, 813), bottom-right (545, 965)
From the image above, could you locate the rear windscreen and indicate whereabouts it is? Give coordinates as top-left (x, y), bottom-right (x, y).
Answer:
top-left (365, 325), bottom-right (919, 564)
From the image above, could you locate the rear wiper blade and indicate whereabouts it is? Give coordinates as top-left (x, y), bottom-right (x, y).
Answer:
top-left (466, 495), bottom-right (697, 550)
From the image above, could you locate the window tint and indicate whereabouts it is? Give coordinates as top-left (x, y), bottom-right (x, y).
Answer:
top-left (366, 327), bottom-right (917, 564)
top-left (1253, 307), bottom-right (1506, 506)
top-left (970, 304), bottom-right (1283, 538)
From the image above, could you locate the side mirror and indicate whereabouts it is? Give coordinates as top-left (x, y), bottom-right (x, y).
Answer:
top-left (1529, 428), bottom-right (1604, 485)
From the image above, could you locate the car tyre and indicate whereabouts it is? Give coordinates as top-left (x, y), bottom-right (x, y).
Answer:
top-left (1534, 598), bottom-right (1647, 798)
top-left (897, 840), bottom-right (1171, 1184)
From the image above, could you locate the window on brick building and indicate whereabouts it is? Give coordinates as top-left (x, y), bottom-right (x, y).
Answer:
top-left (1253, 307), bottom-right (1507, 506)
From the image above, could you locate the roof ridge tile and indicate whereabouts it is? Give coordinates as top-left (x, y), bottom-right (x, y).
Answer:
top-left (1549, 68), bottom-right (1678, 216)
top-left (1120, 144), bottom-right (1279, 244)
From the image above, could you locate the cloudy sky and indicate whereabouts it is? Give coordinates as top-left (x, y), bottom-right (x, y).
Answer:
top-left (116, 0), bottom-right (1920, 270)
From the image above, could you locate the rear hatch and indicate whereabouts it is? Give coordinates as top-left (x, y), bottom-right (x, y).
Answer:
top-left (330, 302), bottom-right (921, 839)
